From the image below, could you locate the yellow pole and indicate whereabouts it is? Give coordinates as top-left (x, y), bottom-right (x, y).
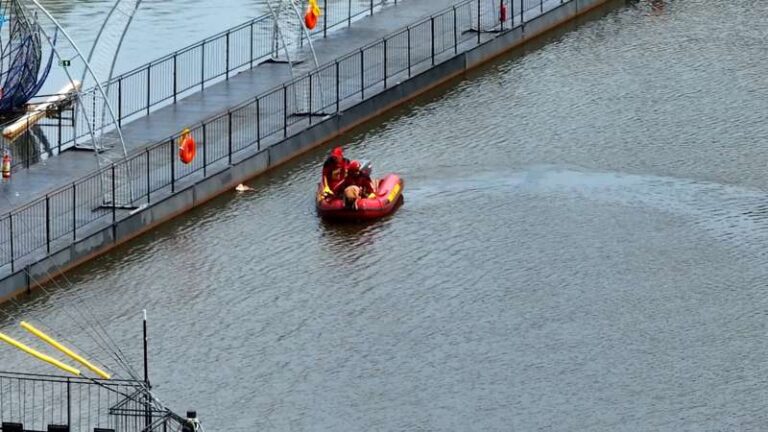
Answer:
top-left (0, 332), bottom-right (81, 377)
top-left (20, 322), bottom-right (111, 379)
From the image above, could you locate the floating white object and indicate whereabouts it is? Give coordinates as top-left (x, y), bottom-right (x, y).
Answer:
top-left (235, 183), bottom-right (253, 192)
top-left (3, 81), bottom-right (82, 141)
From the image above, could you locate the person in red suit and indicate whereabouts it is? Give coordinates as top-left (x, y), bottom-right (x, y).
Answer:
top-left (321, 147), bottom-right (349, 197)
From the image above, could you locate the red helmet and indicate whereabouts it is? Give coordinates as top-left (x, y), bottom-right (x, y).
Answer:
top-left (330, 147), bottom-right (343, 161)
top-left (348, 160), bottom-right (361, 173)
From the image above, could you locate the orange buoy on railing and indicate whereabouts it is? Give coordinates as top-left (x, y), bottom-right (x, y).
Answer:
top-left (304, 0), bottom-right (321, 30)
top-left (179, 129), bottom-right (196, 165)
top-left (1, 152), bottom-right (11, 179)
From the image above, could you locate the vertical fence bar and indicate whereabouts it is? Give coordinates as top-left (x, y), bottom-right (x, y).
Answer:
top-left (202, 123), bottom-right (207, 177)
top-left (117, 78), bottom-right (123, 127)
top-left (383, 38), bottom-right (388, 88)
top-left (407, 27), bottom-right (411, 76)
top-left (360, 49), bottom-right (365, 99)
top-left (323, 0), bottom-right (328, 37)
top-left (283, 85), bottom-right (288, 138)
top-left (454, 6), bottom-right (458, 54)
top-left (66, 378), bottom-right (71, 427)
top-left (541, 0), bottom-right (543, 14)
top-left (431, 17), bottom-right (435, 66)
top-left (477, 0), bottom-right (481, 44)
top-left (173, 53), bottom-right (178, 103)
top-left (250, 23), bottom-right (254, 68)
top-left (370, 0), bottom-right (373, 15)
top-left (201, 42), bottom-right (206, 91)
top-left (170, 140), bottom-right (176, 193)
top-left (72, 183), bottom-right (76, 241)
top-left (348, 0), bottom-right (352, 26)
top-left (8, 214), bottom-right (13, 272)
top-left (226, 31), bottom-right (231, 79)
top-left (45, 195), bottom-right (50, 255)
top-left (256, 97), bottom-right (261, 150)
top-left (309, 74), bottom-right (314, 125)
top-left (146, 66), bottom-right (151, 115)
top-left (520, 0), bottom-right (524, 24)
top-left (335, 61), bottom-right (340, 113)
top-left (146, 149), bottom-right (150, 204)
top-left (500, 0), bottom-right (504, 31)
top-left (228, 111), bottom-right (233, 165)
top-left (111, 164), bottom-right (116, 225)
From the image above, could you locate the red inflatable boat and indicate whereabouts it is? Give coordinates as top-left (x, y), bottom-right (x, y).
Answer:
top-left (316, 173), bottom-right (404, 221)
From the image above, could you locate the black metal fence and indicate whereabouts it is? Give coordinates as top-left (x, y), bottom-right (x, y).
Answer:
top-left (4, 0), bottom-right (404, 171)
top-left (0, 0), bottom-right (566, 276)
top-left (0, 371), bottom-right (179, 432)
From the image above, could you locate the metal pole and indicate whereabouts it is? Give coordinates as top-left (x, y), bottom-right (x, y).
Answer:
top-left (370, 0), bottom-right (373, 15)
top-left (228, 111), bottom-right (233, 165)
top-left (66, 378), bottom-right (71, 427)
top-left (348, 0), bottom-right (352, 26)
top-left (146, 66), bottom-right (151, 115)
top-left (335, 61), bottom-right (340, 113)
top-left (201, 42), bottom-right (206, 91)
top-left (173, 53), bottom-right (178, 103)
top-left (170, 139), bottom-right (175, 193)
top-left (360, 49), bottom-right (364, 99)
top-left (111, 164), bottom-right (116, 224)
top-left (72, 183), bottom-right (76, 241)
top-left (118, 77), bottom-right (123, 127)
top-left (383, 38), bottom-right (388, 88)
top-left (309, 74), bottom-right (313, 125)
top-left (256, 97), bottom-right (261, 150)
top-left (202, 124), bottom-right (207, 177)
top-left (431, 17), bottom-right (435, 66)
top-left (8, 213), bottom-right (13, 272)
top-left (226, 31), bottom-right (231, 79)
top-left (477, 0), bottom-right (481, 44)
top-left (323, 0), bottom-right (328, 37)
top-left (146, 149), bottom-right (150, 204)
top-left (520, 0), bottom-right (524, 24)
top-left (454, 6), bottom-right (458, 54)
top-left (143, 310), bottom-right (151, 431)
top-left (283, 85), bottom-right (288, 138)
top-left (45, 195), bottom-right (50, 255)
top-left (407, 27), bottom-right (411, 76)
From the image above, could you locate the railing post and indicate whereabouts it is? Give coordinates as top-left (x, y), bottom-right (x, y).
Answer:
top-left (500, 0), bottom-right (505, 31)
top-left (57, 111), bottom-right (62, 154)
top-left (72, 182), bottom-right (76, 241)
top-left (453, 6), bottom-right (458, 54)
top-left (348, 0), bottom-right (352, 26)
top-left (146, 149), bottom-right (151, 204)
top-left (201, 42), bottom-right (206, 91)
top-left (111, 164), bottom-right (116, 225)
top-left (309, 74), bottom-right (314, 125)
top-left (173, 53), bottom-right (178, 103)
top-left (117, 77), bottom-right (123, 127)
top-left (8, 213), bottom-right (13, 272)
top-left (202, 124), bottom-right (207, 177)
top-left (370, 0), bottom-right (373, 15)
top-left (407, 27), bottom-right (411, 77)
top-left (383, 38), bottom-right (388, 88)
top-left (335, 61), bottom-right (340, 113)
top-left (360, 49), bottom-right (365, 100)
top-left (146, 65), bottom-right (151, 116)
top-left (283, 85), bottom-right (288, 138)
top-left (323, 0), bottom-right (328, 37)
top-left (45, 195), bottom-right (50, 255)
top-left (256, 98), bottom-right (261, 151)
top-left (541, 0), bottom-right (543, 14)
top-left (477, 0), bottom-right (481, 44)
top-left (226, 31), bottom-right (231, 79)
top-left (520, 0), bottom-right (524, 24)
top-left (170, 139), bottom-right (176, 193)
top-left (66, 378), bottom-right (71, 427)
top-left (511, 0), bottom-right (515, 27)
top-left (228, 111), bottom-right (233, 165)
top-left (431, 16), bottom-right (435, 66)
top-left (250, 22), bottom-right (254, 68)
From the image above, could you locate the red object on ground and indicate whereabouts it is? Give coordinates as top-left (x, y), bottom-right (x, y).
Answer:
top-left (316, 173), bottom-right (404, 221)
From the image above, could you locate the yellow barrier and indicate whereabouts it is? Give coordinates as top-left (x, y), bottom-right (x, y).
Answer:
top-left (0, 332), bottom-right (80, 376)
top-left (21, 322), bottom-right (111, 379)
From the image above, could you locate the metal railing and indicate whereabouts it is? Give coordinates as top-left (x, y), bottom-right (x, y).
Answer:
top-left (4, 0), bottom-right (403, 171)
top-left (0, 0), bottom-right (566, 277)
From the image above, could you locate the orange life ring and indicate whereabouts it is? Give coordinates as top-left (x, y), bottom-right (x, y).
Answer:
top-left (179, 133), bottom-right (196, 164)
top-left (304, 9), bottom-right (317, 30)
